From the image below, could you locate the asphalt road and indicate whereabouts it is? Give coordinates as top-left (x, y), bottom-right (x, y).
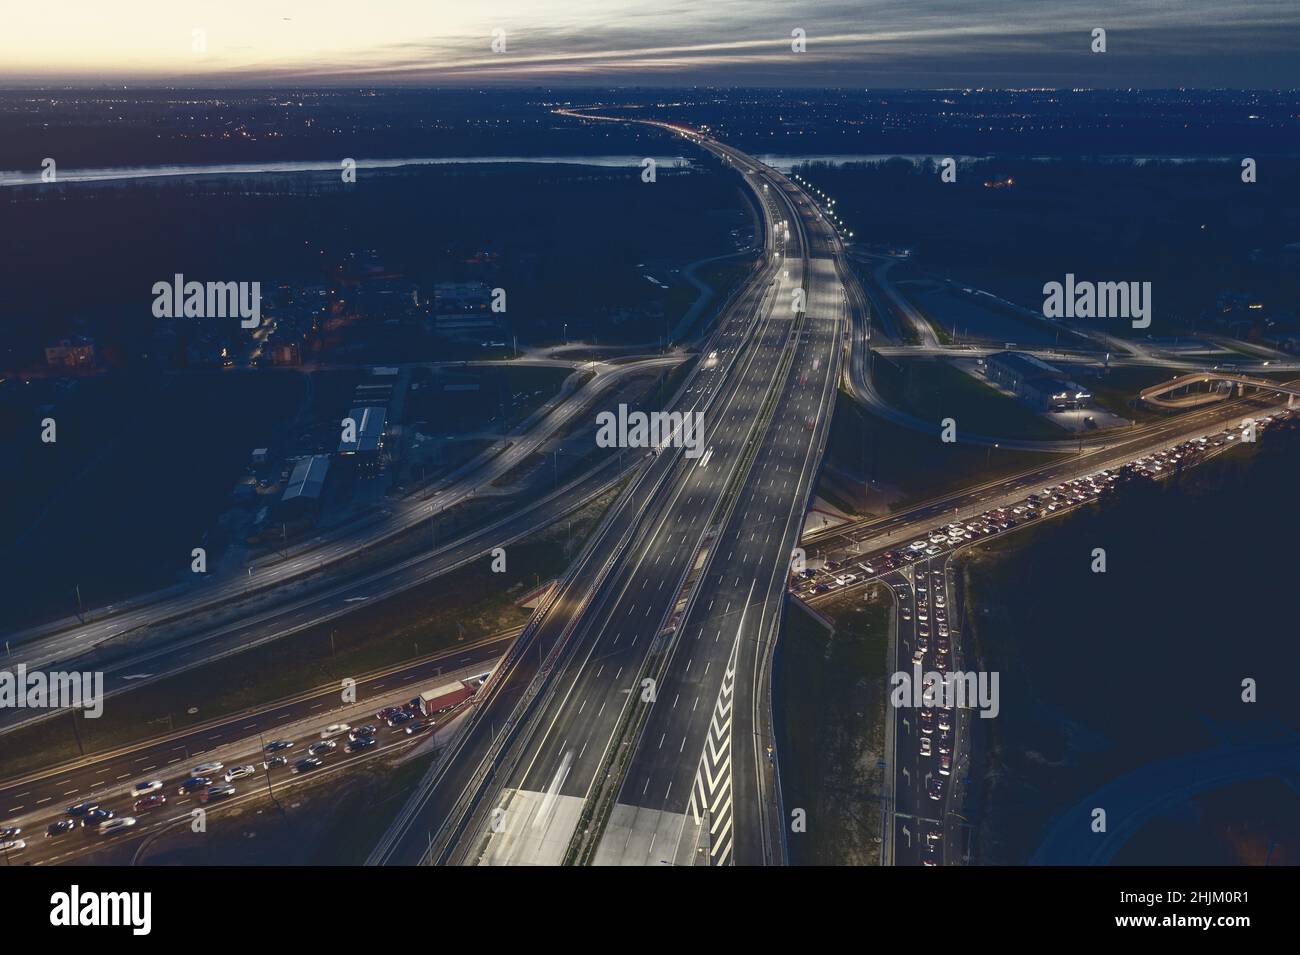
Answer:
top-left (4, 353), bottom-right (684, 675)
top-left (0, 454), bottom-right (634, 734)
top-left (0, 635), bottom-right (509, 866)
top-left (370, 123), bottom-right (833, 866)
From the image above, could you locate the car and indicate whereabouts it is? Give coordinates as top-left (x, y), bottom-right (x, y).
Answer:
top-left (133, 793), bottom-right (167, 812)
top-left (939, 754), bottom-right (953, 777)
top-left (916, 635), bottom-right (929, 652)
top-left (900, 607), bottom-right (912, 620)
top-left (223, 764), bottom-right (256, 782)
top-left (404, 720), bottom-right (432, 735)
top-left (202, 785), bottom-right (236, 803)
top-left (99, 817), bottom-right (138, 836)
top-left (190, 761), bottom-right (224, 777)
top-left (375, 706), bottom-right (404, 722)
top-left (80, 808), bottom-right (116, 828)
top-left (129, 780), bottom-right (162, 798)
top-left (308, 740), bottom-right (337, 757)
top-left (938, 710), bottom-right (953, 732)
top-left (919, 737), bottom-right (932, 757)
top-left (178, 777), bottom-right (211, 795)
top-left (920, 712), bottom-right (935, 735)
top-left (0, 839), bottom-right (25, 852)
top-left (386, 711), bottom-right (414, 727)
top-left (65, 800), bottom-right (100, 817)
top-left (922, 831), bottom-right (942, 866)
top-left (46, 820), bottom-right (77, 837)
top-left (911, 649), bottom-right (925, 666)
top-left (320, 723), bottom-right (351, 740)
top-left (348, 726), bottom-right (377, 741)
top-left (264, 739), bottom-right (294, 753)
top-left (293, 757), bottom-right (323, 774)
top-left (928, 778), bottom-right (944, 801)
top-left (264, 755), bottom-right (289, 769)
top-left (347, 735), bottom-right (378, 752)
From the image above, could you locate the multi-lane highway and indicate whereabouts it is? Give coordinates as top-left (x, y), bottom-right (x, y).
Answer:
top-left (0, 451), bottom-right (637, 734)
top-left (370, 114), bottom-right (849, 867)
top-left (0, 634), bottom-right (509, 865)
top-left (3, 352), bottom-right (685, 688)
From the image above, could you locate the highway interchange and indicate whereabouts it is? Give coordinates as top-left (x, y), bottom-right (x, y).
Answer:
top-left (5, 110), bottom-right (1299, 869)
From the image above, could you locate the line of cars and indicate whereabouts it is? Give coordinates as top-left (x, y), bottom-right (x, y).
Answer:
top-left (790, 423), bottom-right (1257, 601)
top-left (26, 710), bottom-right (441, 855)
top-left (899, 563), bottom-right (955, 867)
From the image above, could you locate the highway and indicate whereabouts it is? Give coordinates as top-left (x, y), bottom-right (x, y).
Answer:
top-left (370, 115), bottom-right (846, 866)
top-left (2, 351), bottom-right (685, 680)
top-left (0, 451), bottom-right (638, 734)
top-left (585, 181), bottom-right (847, 866)
top-left (0, 634), bottom-right (509, 866)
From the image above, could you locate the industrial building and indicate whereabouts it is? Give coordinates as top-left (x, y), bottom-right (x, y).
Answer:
top-left (981, 351), bottom-right (1092, 411)
top-left (279, 454), bottom-right (331, 520)
top-left (338, 405), bottom-right (387, 473)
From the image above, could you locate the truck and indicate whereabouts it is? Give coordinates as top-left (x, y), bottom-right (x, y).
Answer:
top-left (412, 680), bottom-right (476, 718)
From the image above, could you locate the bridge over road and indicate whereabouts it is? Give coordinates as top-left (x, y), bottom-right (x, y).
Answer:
top-left (1140, 372), bottom-right (1300, 411)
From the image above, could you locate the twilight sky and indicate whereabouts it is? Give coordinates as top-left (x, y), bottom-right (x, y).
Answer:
top-left (4, 0), bottom-right (1299, 87)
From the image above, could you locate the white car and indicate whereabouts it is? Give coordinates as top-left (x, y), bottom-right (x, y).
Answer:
top-left (99, 817), bottom-right (138, 836)
top-left (320, 723), bottom-right (351, 740)
top-left (190, 761), bottom-right (224, 778)
top-left (0, 839), bottom-right (26, 852)
top-left (129, 780), bottom-right (162, 798)
top-left (224, 765), bottom-right (257, 782)
top-left (919, 737), bottom-right (933, 757)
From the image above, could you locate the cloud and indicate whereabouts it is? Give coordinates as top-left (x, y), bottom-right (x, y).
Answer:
top-left (3, 0), bottom-right (1299, 86)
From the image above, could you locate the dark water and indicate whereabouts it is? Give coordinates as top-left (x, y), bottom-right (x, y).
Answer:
top-left (962, 422), bottom-right (1300, 865)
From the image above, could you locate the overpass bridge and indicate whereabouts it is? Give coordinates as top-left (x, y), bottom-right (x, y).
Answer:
top-left (1140, 372), bottom-right (1300, 411)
